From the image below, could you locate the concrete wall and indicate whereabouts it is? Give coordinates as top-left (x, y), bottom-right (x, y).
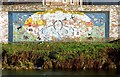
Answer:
top-left (0, 4), bottom-right (119, 43)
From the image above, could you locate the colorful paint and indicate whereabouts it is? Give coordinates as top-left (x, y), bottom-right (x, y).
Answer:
top-left (9, 8), bottom-right (107, 42)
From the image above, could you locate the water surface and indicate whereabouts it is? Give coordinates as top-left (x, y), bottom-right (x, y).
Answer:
top-left (2, 69), bottom-right (120, 77)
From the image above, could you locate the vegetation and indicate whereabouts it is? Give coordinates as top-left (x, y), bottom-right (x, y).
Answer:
top-left (2, 42), bottom-right (119, 60)
top-left (2, 40), bottom-right (120, 70)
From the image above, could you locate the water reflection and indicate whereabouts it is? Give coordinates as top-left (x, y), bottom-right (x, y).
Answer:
top-left (2, 69), bottom-right (120, 77)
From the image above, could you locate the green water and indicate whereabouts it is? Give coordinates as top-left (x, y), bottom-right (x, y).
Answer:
top-left (2, 69), bottom-right (120, 77)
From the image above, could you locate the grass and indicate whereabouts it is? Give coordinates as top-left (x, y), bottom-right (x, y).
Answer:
top-left (2, 41), bottom-right (120, 61)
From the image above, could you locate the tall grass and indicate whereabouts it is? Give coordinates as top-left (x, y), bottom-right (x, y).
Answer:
top-left (2, 41), bottom-right (120, 60)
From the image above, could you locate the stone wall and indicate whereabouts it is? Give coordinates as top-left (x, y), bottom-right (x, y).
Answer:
top-left (0, 4), bottom-right (119, 43)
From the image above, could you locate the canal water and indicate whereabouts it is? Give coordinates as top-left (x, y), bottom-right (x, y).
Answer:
top-left (2, 69), bottom-right (120, 77)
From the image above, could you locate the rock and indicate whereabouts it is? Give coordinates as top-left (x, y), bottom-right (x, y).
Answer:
top-left (38, 67), bottom-right (42, 70)
top-left (35, 66), bottom-right (42, 70)
top-left (83, 67), bottom-right (86, 70)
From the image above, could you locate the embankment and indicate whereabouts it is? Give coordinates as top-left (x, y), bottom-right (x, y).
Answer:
top-left (2, 40), bottom-right (120, 71)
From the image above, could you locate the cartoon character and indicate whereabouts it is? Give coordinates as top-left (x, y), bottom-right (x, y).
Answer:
top-left (22, 9), bottom-right (96, 42)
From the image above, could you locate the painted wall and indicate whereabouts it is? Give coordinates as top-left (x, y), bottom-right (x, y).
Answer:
top-left (0, 4), bottom-right (119, 43)
top-left (9, 9), bottom-right (108, 42)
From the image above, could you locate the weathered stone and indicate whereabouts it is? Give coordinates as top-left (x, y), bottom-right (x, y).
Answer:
top-left (0, 4), bottom-right (119, 42)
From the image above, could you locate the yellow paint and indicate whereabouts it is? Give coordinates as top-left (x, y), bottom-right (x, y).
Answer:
top-left (38, 20), bottom-right (43, 26)
top-left (24, 18), bottom-right (32, 25)
top-left (34, 8), bottom-right (84, 16)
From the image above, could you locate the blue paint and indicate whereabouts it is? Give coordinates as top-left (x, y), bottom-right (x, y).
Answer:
top-left (86, 13), bottom-right (106, 26)
top-left (12, 12), bottom-right (33, 26)
top-left (105, 12), bottom-right (109, 42)
top-left (8, 12), bottom-right (13, 42)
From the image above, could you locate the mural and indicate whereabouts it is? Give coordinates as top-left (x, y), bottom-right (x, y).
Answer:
top-left (10, 8), bottom-right (107, 42)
